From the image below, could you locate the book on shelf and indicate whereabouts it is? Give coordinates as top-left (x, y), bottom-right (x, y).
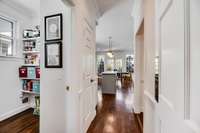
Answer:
top-left (22, 80), bottom-right (40, 94)
top-left (23, 39), bottom-right (40, 52)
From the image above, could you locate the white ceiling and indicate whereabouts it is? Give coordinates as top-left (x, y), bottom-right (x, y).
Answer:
top-left (96, 0), bottom-right (134, 52)
top-left (2, 0), bottom-right (40, 17)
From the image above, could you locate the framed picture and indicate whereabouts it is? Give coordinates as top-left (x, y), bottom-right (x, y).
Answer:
top-left (45, 41), bottom-right (62, 68)
top-left (45, 14), bottom-right (63, 41)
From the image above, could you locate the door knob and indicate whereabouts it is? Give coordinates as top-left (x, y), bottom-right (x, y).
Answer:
top-left (66, 86), bottom-right (70, 91)
top-left (90, 79), bottom-right (94, 83)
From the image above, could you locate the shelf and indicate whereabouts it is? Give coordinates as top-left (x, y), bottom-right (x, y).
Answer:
top-left (21, 90), bottom-right (40, 95)
top-left (22, 64), bottom-right (39, 67)
top-left (20, 78), bottom-right (40, 80)
top-left (23, 51), bottom-right (40, 54)
top-left (23, 37), bottom-right (40, 41)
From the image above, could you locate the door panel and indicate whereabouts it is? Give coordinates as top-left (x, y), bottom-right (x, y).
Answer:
top-left (80, 18), bottom-right (97, 133)
top-left (156, 0), bottom-right (194, 133)
top-left (159, 0), bottom-right (185, 113)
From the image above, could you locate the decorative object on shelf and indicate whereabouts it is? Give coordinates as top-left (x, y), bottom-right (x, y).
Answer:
top-left (34, 25), bottom-right (40, 37)
top-left (23, 28), bottom-right (40, 38)
top-left (20, 67), bottom-right (40, 93)
top-left (106, 36), bottom-right (114, 58)
top-left (45, 41), bottom-right (62, 68)
top-left (36, 67), bottom-right (40, 78)
top-left (45, 13), bottom-right (63, 41)
top-left (33, 96), bottom-right (40, 116)
top-left (23, 29), bottom-right (34, 38)
top-left (24, 54), bottom-right (39, 65)
top-left (28, 67), bottom-right (36, 79)
top-left (19, 67), bottom-right (28, 78)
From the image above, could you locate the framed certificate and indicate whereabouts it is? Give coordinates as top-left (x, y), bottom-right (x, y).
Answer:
top-left (45, 14), bottom-right (63, 41)
top-left (45, 42), bottom-right (62, 68)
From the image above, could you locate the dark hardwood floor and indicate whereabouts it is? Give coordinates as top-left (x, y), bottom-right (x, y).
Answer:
top-left (0, 109), bottom-right (39, 133)
top-left (87, 80), bottom-right (141, 133)
top-left (0, 80), bottom-right (140, 133)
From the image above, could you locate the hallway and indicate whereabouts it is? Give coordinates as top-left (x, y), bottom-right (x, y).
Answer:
top-left (87, 81), bottom-right (141, 133)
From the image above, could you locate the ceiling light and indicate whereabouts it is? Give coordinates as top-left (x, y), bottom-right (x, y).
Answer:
top-left (107, 37), bottom-right (114, 58)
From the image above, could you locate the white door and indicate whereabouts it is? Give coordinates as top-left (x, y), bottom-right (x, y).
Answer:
top-left (156, 0), bottom-right (199, 133)
top-left (80, 18), bottom-right (97, 133)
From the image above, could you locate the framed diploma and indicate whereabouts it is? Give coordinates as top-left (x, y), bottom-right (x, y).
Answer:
top-left (45, 42), bottom-right (62, 68)
top-left (45, 14), bottom-right (63, 41)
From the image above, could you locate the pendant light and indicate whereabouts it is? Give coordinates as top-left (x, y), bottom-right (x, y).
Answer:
top-left (107, 36), bottom-right (114, 58)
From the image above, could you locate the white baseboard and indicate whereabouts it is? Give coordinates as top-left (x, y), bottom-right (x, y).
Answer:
top-left (133, 102), bottom-right (143, 114)
top-left (0, 104), bottom-right (31, 121)
top-left (84, 110), bottom-right (96, 133)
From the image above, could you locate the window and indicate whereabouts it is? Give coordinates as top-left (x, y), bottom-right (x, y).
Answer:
top-left (107, 59), bottom-right (114, 71)
top-left (126, 55), bottom-right (134, 72)
top-left (115, 59), bottom-right (123, 71)
top-left (0, 16), bottom-right (15, 56)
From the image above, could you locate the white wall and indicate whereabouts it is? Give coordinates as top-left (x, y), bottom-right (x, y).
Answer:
top-left (0, 1), bottom-right (39, 121)
top-left (40, 0), bottom-right (97, 133)
top-left (40, 0), bottom-right (71, 132)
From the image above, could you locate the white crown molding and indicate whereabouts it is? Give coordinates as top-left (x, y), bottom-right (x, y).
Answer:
top-left (62, 0), bottom-right (75, 6)
top-left (93, 0), bottom-right (103, 19)
top-left (0, 0), bottom-right (34, 18)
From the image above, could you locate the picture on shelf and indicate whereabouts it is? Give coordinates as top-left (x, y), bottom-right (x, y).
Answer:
top-left (24, 54), bottom-right (39, 65)
top-left (45, 13), bottom-right (62, 41)
top-left (45, 41), bottom-right (62, 68)
top-left (23, 28), bottom-right (40, 38)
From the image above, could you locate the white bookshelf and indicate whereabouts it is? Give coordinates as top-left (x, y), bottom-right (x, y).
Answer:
top-left (21, 90), bottom-right (40, 95)
top-left (23, 51), bottom-right (40, 54)
top-left (20, 28), bottom-right (40, 116)
top-left (22, 64), bottom-right (39, 67)
top-left (20, 78), bottom-right (40, 80)
top-left (22, 37), bottom-right (40, 41)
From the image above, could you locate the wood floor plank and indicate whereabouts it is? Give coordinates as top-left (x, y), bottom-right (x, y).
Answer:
top-left (0, 109), bottom-right (39, 133)
top-left (0, 80), bottom-right (139, 133)
top-left (87, 81), bottom-right (141, 133)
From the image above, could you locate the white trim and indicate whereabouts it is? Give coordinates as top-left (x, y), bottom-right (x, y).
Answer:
top-left (93, 0), bottom-right (102, 19)
top-left (0, 0), bottom-right (34, 18)
top-left (144, 90), bottom-right (157, 105)
top-left (0, 56), bottom-right (23, 61)
top-left (184, 0), bottom-right (190, 119)
top-left (133, 105), bottom-right (143, 114)
top-left (185, 120), bottom-right (200, 133)
top-left (159, 0), bottom-right (173, 20)
top-left (62, 0), bottom-right (75, 6)
top-left (0, 13), bottom-right (17, 57)
top-left (159, 94), bottom-right (174, 111)
top-left (0, 104), bottom-right (30, 121)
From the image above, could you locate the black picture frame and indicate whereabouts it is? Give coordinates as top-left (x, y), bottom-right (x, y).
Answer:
top-left (45, 41), bottom-right (62, 68)
top-left (45, 13), bottom-right (63, 41)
